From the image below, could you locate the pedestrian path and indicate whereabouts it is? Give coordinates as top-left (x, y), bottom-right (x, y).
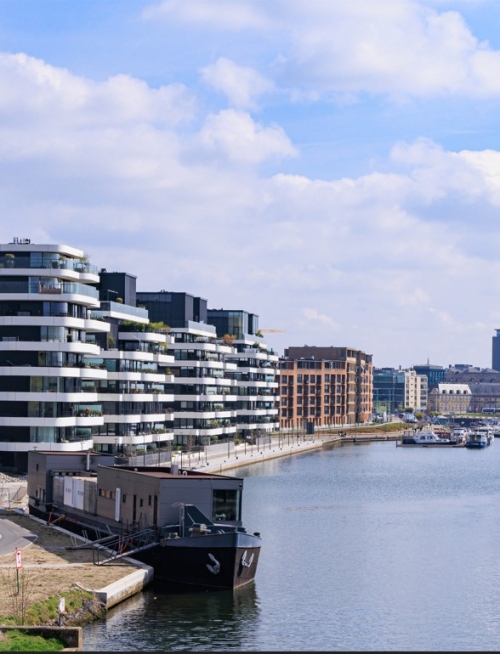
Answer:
top-left (177, 432), bottom-right (340, 474)
top-left (174, 428), bottom-right (403, 475)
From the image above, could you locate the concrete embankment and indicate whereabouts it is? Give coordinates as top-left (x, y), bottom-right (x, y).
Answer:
top-left (75, 559), bottom-right (154, 610)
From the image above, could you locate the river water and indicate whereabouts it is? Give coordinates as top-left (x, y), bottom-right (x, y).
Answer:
top-left (82, 440), bottom-right (500, 651)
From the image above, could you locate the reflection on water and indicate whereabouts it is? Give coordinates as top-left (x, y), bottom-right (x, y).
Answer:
top-left (83, 581), bottom-right (260, 652)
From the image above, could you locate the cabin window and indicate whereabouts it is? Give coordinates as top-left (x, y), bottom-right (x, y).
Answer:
top-left (212, 489), bottom-right (241, 522)
top-left (98, 489), bottom-right (115, 499)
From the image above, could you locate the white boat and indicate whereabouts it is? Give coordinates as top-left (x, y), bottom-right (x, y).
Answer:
top-left (399, 425), bottom-right (454, 447)
top-left (451, 428), bottom-right (469, 446)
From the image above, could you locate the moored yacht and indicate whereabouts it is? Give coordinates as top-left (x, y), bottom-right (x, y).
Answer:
top-left (399, 425), bottom-right (453, 447)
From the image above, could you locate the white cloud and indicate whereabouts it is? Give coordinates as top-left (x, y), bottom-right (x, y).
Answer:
top-left (0, 53), bottom-right (195, 128)
top-left (198, 109), bottom-right (297, 164)
top-left (144, 0), bottom-right (500, 99)
top-left (200, 57), bottom-right (274, 110)
top-left (303, 308), bottom-right (341, 329)
top-left (2, 43), bottom-right (500, 368)
top-left (142, 0), bottom-right (269, 30)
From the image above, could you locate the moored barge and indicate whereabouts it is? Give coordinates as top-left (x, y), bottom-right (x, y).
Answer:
top-left (27, 451), bottom-right (261, 590)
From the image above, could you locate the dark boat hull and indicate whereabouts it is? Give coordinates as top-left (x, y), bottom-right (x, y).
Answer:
top-left (134, 531), bottom-right (261, 590)
top-left (29, 507), bottom-right (261, 591)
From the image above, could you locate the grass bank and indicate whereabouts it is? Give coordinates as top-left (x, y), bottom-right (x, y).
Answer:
top-left (0, 628), bottom-right (65, 652)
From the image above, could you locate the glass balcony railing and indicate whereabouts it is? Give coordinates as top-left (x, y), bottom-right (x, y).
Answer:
top-left (95, 302), bottom-right (149, 319)
top-left (0, 280), bottom-right (99, 298)
top-left (0, 255), bottom-right (99, 274)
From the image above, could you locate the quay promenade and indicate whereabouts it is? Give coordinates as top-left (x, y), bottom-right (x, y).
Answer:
top-left (174, 425), bottom-right (403, 475)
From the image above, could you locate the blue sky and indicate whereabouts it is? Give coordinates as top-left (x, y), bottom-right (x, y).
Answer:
top-left (2, 0), bottom-right (500, 369)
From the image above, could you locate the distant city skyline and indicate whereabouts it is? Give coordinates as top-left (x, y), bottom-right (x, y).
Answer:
top-left (1, 1), bottom-right (500, 369)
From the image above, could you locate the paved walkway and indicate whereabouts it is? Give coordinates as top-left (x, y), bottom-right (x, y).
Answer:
top-left (173, 427), bottom-right (402, 475)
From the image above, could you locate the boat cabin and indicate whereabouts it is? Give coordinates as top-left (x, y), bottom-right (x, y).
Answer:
top-left (27, 451), bottom-right (245, 533)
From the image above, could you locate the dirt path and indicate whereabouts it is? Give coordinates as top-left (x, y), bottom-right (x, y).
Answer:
top-left (0, 512), bottom-right (142, 622)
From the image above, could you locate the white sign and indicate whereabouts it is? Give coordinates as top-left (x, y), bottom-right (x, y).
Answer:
top-left (58, 597), bottom-right (65, 614)
top-left (15, 549), bottom-right (22, 570)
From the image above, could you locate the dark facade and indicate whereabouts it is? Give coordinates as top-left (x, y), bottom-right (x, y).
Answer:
top-left (136, 291), bottom-right (207, 328)
top-left (412, 364), bottom-right (446, 390)
top-left (372, 367), bottom-right (405, 414)
top-left (98, 270), bottom-right (137, 307)
top-left (492, 330), bottom-right (500, 372)
top-left (207, 309), bottom-right (259, 340)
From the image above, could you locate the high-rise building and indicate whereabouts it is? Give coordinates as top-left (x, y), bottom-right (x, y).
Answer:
top-left (0, 241), bottom-right (108, 471)
top-left (492, 329), bottom-right (500, 372)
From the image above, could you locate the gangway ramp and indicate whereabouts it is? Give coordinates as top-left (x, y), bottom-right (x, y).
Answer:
top-left (90, 528), bottom-right (158, 565)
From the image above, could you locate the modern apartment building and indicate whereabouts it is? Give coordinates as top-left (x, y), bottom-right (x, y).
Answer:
top-left (0, 240), bottom-right (109, 471)
top-left (279, 346), bottom-right (373, 429)
top-left (0, 241), bottom-right (279, 472)
top-left (88, 273), bottom-right (175, 464)
top-left (207, 310), bottom-right (279, 440)
top-left (135, 298), bottom-right (280, 446)
top-left (404, 370), bottom-right (428, 412)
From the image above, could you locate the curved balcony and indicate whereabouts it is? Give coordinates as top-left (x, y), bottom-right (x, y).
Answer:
top-left (0, 416), bottom-right (103, 427)
top-left (0, 392), bottom-right (99, 402)
top-left (0, 438), bottom-right (94, 453)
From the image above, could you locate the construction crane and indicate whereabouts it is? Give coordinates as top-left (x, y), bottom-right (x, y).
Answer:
top-left (259, 329), bottom-right (286, 334)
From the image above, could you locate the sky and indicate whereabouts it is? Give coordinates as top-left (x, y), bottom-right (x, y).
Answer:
top-left (2, 0), bottom-right (500, 370)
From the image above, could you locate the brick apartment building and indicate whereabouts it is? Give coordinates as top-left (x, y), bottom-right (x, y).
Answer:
top-left (279, 346), bottom-right (373, 429)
